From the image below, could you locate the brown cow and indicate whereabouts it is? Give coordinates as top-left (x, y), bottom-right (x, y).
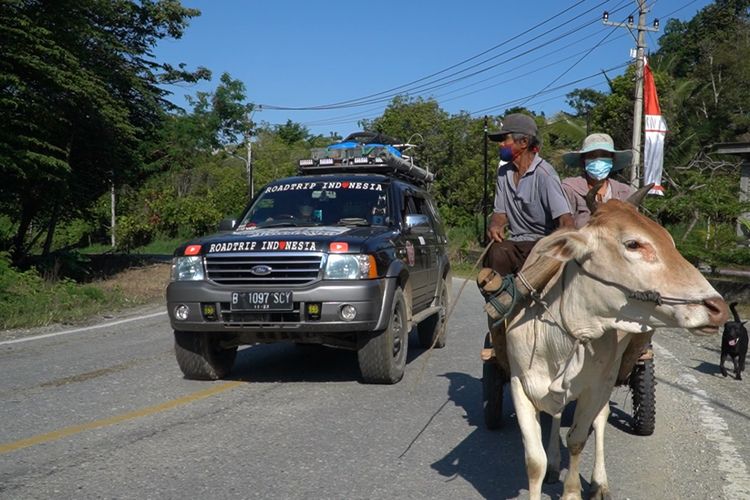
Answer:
top-left (505, 199), bottom-right (727, 499)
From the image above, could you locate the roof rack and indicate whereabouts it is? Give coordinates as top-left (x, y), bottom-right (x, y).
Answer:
top-left (298, 146), bottom-right (434, 186)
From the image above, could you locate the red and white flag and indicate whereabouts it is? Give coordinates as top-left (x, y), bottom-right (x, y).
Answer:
top-left (643, 59), bottom-right (667, 195)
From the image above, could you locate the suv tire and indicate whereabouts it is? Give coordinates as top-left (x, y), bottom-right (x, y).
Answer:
top-left (630, 357), bottom-right (656, 436)
top-left (358, 288), bottom-right (408, 384)
top-left (174, 330), bottom-right (238, 380)
top-left (417, 277), bottom-right (448, 349)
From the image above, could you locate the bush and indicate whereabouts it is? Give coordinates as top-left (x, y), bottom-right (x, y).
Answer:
top-left (0, 251), bottom-right (125, 330)
top-left (115, 215), bottom-right (154, 251)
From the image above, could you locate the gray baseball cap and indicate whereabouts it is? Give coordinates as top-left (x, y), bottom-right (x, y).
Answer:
top-left (487, 113), bottom-right (538, 141)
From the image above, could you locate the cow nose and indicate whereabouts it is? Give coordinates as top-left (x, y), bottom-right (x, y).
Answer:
top-left (703, 296), bottom-right (728, 326)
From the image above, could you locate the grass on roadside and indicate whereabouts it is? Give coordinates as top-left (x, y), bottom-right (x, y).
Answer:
top-left (0, 253), bottom-right (170, 330)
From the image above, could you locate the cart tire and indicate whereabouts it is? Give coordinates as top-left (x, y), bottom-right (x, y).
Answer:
top-left (418, 278), bottom-right (449, 349)
top-left (482, 332), bottom-right (504, 430)
top-left (174, 331), bottom-right (237, 380)
top-left (358, 288), bottom-right (408, 384)
top-left (630, 357), bottom-right (656, 436)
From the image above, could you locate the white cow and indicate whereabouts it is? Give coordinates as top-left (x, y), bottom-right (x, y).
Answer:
top-left (506, 199), bottom-right (727, 500)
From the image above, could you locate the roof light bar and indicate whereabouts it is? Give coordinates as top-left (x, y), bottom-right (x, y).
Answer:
top-left (353, 157), bottom-right (369, 165)
top-left (299, 159), bottom-right (314, 167)
top-left (319, 158), bottom-right (335, 166)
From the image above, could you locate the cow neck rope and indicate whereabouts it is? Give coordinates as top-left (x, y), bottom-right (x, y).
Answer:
top-left (517, 270), bottom-right (568, 333)
top-left (518, 266), bottom-right (583, 351)
top-left (528, 262), bottom-right (592, 401)
top-left (571, 259), bottom-right (706, 306)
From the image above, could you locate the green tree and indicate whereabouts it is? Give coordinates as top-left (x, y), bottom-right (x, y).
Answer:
top-left (0, 0), bottom-right (208, 264)
top-left (566, 88), bottom-right (607, 117)
top-left (275, 120), bottom-right (310, 145)
top-left (362, 96), bottom-right (486, 226)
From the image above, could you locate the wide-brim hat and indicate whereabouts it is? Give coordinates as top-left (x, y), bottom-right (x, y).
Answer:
top-left (487, 113), bottom-right (538, 141)
top-left (562, 133), bottom-right (632, 171)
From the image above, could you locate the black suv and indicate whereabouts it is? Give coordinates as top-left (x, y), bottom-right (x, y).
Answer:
top-left (166, 138), bottom-right (450, 384)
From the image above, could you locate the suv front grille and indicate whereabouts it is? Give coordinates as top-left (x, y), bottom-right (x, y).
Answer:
top-left (206, 252), bottom-right (324, 285)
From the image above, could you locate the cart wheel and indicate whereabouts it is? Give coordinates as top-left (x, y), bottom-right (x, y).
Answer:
top-left (630, 357), bottom-right (656, 436)
top-left (482, 332), bottom-right (504, 430)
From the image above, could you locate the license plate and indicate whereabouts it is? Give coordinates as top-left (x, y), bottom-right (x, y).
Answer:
top-left (230, 291), bottom-right (293, 311)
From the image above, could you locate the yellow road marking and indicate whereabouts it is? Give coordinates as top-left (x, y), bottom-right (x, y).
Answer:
top-left (0, 381), bottom-right (243, 454)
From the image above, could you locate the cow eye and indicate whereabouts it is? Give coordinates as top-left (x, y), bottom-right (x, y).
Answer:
top-left (624, 240), bottom-right (641, 250)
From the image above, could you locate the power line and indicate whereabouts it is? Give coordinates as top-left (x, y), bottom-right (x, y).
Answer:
top-left (260, 0), bottom-right (629, 111)
top-left (470, 61), bottom-right (629, 116)
top-left (302, 63), bottom-right (627, 127)
top-left (300, 24), bottom-right (630, 128)
top-left (514, 3), bottom-right (639, 109)
top-left (260, 0), bottom-right (592, 110)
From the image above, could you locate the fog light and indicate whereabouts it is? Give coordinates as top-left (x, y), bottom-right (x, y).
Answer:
top-left (175, 304), bottom-right (189, 321)
top-left (306, 302), bottom-right (321, 320)
top-left (202, 303), bottom-right (217, 321)
top-left (340, 304), bottom-right (357, 321)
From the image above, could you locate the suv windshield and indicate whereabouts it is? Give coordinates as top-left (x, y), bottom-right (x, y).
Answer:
top-left (238, 179), bottom-right (389, 228)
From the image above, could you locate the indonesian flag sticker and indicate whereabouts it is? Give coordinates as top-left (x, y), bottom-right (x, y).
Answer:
top-left (330, 242), bottom-right (348, 252)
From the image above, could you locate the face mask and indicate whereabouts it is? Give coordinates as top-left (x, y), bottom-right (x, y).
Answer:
top-left (584, 158), bottom-right (613, 180)
top-left (499, 145), bottom-right (515, 162)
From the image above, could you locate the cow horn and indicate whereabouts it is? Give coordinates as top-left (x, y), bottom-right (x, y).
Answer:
top-left (585, 179), bottom-right (606, 214)
top-left (626, 183), bottom-right (655, 207)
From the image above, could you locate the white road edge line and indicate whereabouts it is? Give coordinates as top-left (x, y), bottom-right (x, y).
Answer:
top-left (654, 342), bottom-right (750, 499)
top-left (0, 311), bottom-right (167, 346)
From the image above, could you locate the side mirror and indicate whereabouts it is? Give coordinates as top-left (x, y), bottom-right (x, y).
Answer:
top-left (405, 214), bottom-right (432, 233)
top-left (218, 218), bottom-right (238, 231)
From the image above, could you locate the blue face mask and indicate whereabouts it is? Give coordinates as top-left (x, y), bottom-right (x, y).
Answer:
top-left (584, 158), bottom-right (613, 180)
top-left (499, 145), bottom-right (515, 162)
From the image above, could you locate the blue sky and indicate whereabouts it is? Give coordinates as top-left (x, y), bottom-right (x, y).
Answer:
top-left (153, 0), bottom-right (712, 137)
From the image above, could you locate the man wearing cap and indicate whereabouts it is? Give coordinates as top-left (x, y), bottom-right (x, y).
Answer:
top-left (484, 113), bottom-right (573, 275)
top-left (561, 132), bottom-right (634, 227)
top-left (478, 114), bottom-right (573, 406)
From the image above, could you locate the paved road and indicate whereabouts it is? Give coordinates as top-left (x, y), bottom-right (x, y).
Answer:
top-left (1, 279), bottom-right (748, 499)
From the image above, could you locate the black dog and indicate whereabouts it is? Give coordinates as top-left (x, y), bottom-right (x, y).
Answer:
top-left (720, 302), bottom-right (748, 380)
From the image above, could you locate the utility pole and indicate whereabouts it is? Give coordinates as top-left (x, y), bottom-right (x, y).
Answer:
top-left (246, 127), bottom-right (253, 198)
top-left (245, 107), bottom-right (258, 199)
top-left (483, 116), bottom-right (488, 245)
top-left (110, 171), bottom-right (116, 249)
top-left (603, 1), bottom-right (659, 188)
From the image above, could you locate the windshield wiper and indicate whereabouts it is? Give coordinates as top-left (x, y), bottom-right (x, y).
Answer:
top-left (256, 221), bottom-right (300, 228)
top-left (336, 217), bottom-right (370, 226)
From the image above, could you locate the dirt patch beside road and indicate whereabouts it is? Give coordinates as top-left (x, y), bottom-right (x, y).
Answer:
top-left (94, 262), bottom-right (171, 305)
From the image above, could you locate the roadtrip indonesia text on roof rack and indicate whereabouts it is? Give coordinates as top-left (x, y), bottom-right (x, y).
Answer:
top-left (298, 131), bottom-right (435, 186)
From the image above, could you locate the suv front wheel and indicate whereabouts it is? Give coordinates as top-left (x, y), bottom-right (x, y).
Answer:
top-left (357, 288), bottom-right (408, 384)
top-left (174, 331), bottom-right (238, 380)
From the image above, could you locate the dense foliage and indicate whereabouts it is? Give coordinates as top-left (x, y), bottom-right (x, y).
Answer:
top-left (0, 0), bottom-right (209, 264)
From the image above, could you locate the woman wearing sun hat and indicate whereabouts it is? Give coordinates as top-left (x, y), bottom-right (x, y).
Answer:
top-left (562, 133), bottom-right (657, 434)
top-left (561, 133), bottom-right (635, 228)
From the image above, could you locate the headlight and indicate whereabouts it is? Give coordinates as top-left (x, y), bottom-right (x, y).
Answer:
top-left (171, 256), bottom-right (205, 281)
top-left (324, 254), bottom-right (377, 280)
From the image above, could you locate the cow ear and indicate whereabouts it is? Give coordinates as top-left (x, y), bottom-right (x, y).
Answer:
top-left (533, 229), bottom-right (591, 262)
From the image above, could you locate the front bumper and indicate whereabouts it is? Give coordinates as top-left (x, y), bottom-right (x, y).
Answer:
top-left (166, 277), bottom-right (396, 334)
